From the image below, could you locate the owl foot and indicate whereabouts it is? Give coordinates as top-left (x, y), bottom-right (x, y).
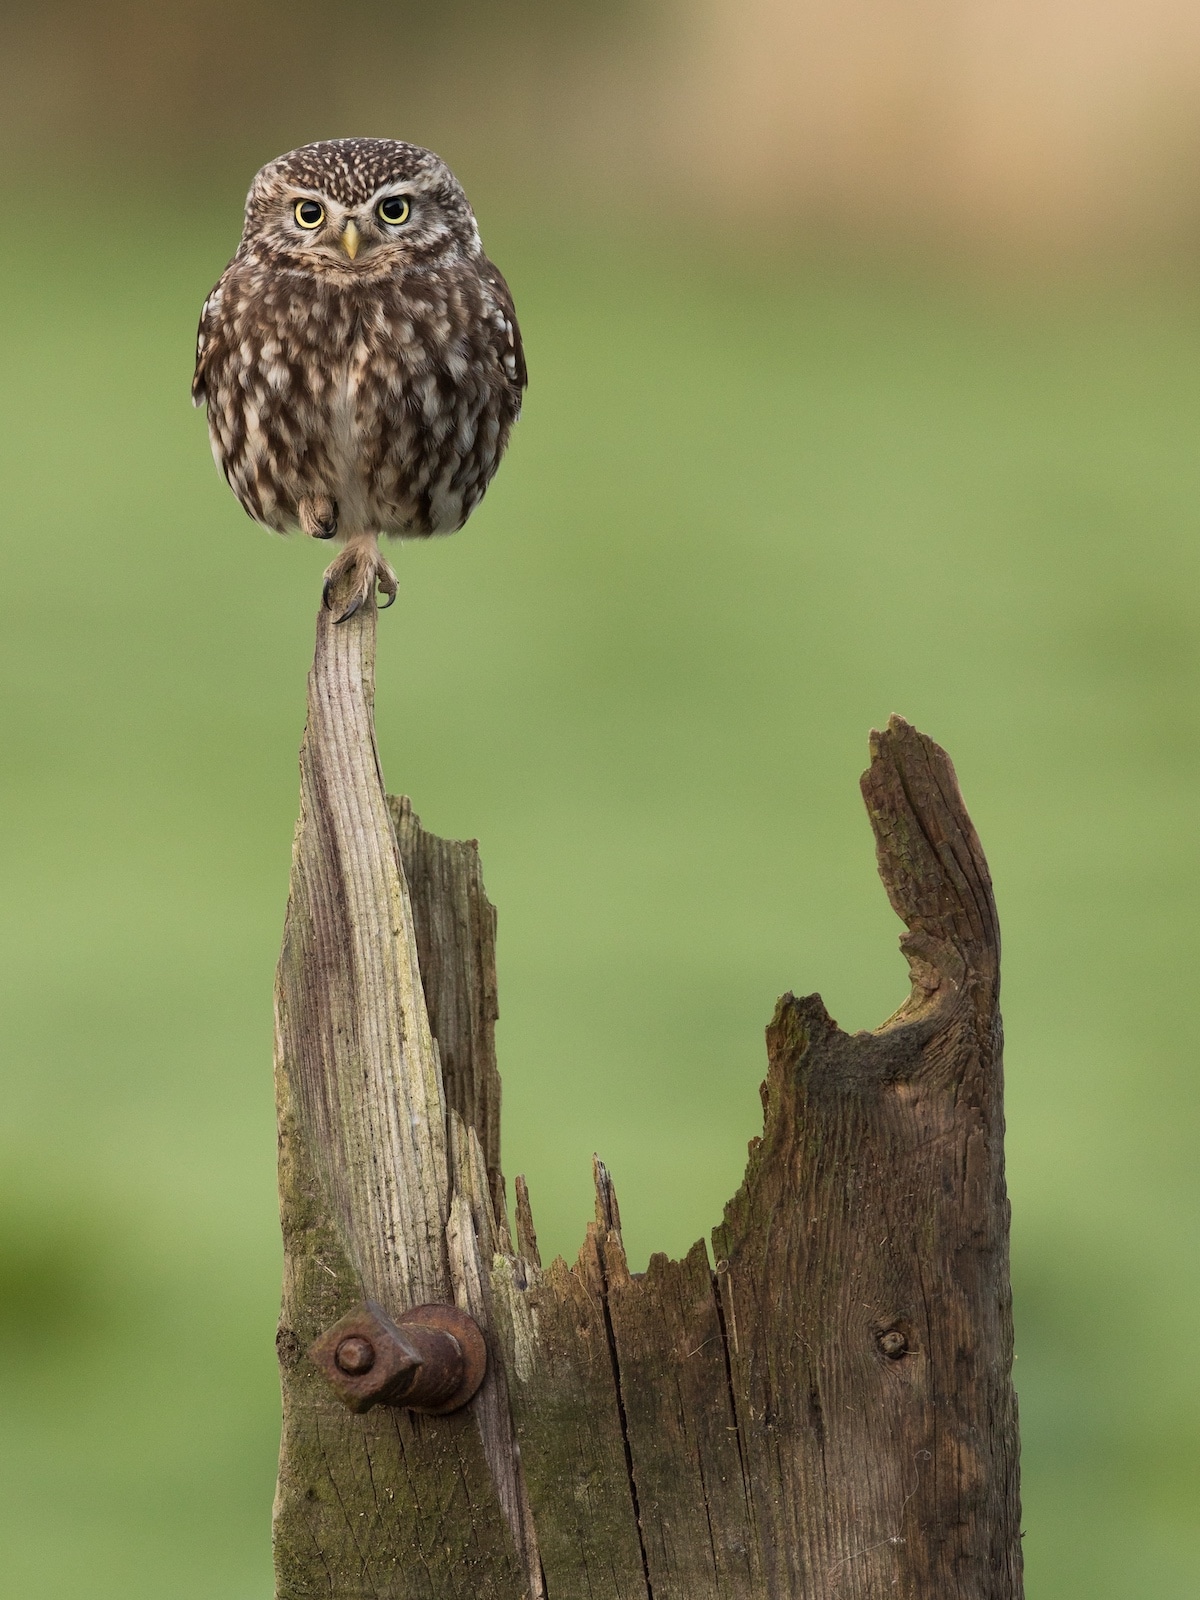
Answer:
top-left (322, 542), bottom-right (399, 624)
top-left (299, 495), bottom-right (339, 540)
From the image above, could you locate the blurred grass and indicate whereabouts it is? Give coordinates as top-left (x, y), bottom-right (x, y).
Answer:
top-left (1, 190), bottom-right (1198, 1596)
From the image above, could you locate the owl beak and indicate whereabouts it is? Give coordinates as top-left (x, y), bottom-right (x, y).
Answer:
top-left (340, 220), bottom-right (361, 260)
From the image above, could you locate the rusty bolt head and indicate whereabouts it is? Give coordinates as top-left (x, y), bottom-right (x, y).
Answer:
top-left (335, 1335), bottom-right (376, 1375)
top-left (309, 1302), bottom-right (422, 1413)
top-left (309, 1300), bottom-right (487, 1416)
top-left (395, 1303), bottom-right (488, 1415)
top-left (878, 1328), bottom-right (908, 1359)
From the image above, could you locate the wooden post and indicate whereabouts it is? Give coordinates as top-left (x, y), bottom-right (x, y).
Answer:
top-left (272, 597), bottom-right (1022, 1599)
top-left (273, 597), bottom-right (535, 1598)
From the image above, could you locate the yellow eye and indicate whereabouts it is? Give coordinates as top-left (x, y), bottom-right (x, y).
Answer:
top-left (377, 195), bottom-right (411, 226)
top-left (294, 199), bottom-right (325, 229)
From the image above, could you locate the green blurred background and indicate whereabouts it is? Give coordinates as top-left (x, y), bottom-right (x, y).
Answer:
top-left (2, 3), bottom-right (1199, 1597)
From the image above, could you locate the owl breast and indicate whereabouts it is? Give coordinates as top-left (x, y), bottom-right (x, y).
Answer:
top-left (202, 261), bottom-right (521, 543)
top-left (326, 338), bottom-right (380, 538)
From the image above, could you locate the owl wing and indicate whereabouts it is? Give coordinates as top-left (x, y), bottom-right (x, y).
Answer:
top-left (480, 260), bottom-right (528, 396)
top-left (191, 279), bottom-right (227, 408)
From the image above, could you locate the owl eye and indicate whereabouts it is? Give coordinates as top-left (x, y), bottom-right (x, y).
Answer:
top-left (377, 196), bottom-right (411, 226)
top-left (294, 199), bottom-right (325, 230)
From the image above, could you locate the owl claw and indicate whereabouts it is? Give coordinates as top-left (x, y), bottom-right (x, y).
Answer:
top-left (322, 542), bottom-right (399, 623)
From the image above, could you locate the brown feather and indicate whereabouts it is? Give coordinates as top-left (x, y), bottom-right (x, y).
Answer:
top-left (193, 138), bottom-right (526, 545)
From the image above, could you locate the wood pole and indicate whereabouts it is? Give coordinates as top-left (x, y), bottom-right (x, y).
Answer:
top-left (272, 597), bottom-right (534, 1599)
top-left (272, 593), bottom-right (1021, 1598)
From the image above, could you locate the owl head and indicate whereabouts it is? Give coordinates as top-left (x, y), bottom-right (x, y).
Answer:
top-left (239, 138), bottom-right (483, 277)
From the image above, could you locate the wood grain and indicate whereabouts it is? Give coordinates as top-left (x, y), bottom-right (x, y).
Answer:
top-left (390, 794), bottom-right (505, 1223)
top-left (272, 583), bottom-right (1021, 1600)
top-left (490, 1203), bottom-right (650, 1599)
top-left (488, 716), bottom-right (1021, 1598)
top-left (273, 598), bottom-right (525, 1599)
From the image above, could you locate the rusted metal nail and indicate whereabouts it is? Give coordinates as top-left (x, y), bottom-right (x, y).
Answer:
top-left (878, 1328), bottom-right (908, 1359)
top-left (335, 1335), bottom-right (375, 1374)
top-left (309, 1299), bottom-right (487, 1416)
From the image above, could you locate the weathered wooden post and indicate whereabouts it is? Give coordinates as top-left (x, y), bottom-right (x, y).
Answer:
top-left (272, 594), bottom-right (1022, 1598)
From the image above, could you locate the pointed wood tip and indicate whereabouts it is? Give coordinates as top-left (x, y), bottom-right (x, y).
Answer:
top-left (860, 715), bottom-right (999, 992)
top-left (514, 1174), bottom-right (541, 1268)
top-left (592, 1155), bottom-right (622, 1235)
top-left (493, 1174), bottom-right (514, 1256)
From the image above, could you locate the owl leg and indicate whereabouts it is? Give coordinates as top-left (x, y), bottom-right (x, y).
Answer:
top-left (322, 535), bottom-right (399, 624)
top-left (299, 494), bottom-right (338, 540)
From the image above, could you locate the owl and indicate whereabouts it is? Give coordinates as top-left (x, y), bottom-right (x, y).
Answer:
top-left (192, 138), bottom-right (526, 620)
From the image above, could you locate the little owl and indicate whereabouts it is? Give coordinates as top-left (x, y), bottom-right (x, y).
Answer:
top-left (192, 138), bottom-right (526, 620)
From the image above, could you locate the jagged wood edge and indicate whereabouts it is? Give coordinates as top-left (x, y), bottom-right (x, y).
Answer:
top-left (489, 714), bottom-right (1021, 1600)
top-left (389, 795), bottom-right (506, 1223)
top-left (388, 794), bottom-right (544, 1594)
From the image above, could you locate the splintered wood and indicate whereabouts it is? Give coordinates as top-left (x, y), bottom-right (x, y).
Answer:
top-left (273, 594), bottom-right (1022, 1599)
top-left (273, 599), bottom-right (531, 1599)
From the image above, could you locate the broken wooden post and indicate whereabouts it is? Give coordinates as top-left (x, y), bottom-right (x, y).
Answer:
top-left (272, 594), bottom-right (1022, 1598)
top-left (273, 595), bottom-right (536, 1598)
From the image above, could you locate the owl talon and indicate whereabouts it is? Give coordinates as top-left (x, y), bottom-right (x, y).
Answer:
top-left (323, 542), bottom-right (399, 623)
top-left (376, 562), bottom-right (399, 610)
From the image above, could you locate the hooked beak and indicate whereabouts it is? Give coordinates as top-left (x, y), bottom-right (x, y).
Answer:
top-left (340, 220), bottom-right (361, 260)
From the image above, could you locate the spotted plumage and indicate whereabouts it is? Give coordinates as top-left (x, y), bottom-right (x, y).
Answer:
top-left (193, 138), bottom-right (526, 618)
